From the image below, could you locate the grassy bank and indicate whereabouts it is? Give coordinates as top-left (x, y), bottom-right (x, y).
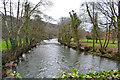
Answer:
top-left (80, 39), bottom-right (117, 44)
top-left (80, 39), bottom-right (117, 48)
top-left (58, 39), bottom-right (120, 61)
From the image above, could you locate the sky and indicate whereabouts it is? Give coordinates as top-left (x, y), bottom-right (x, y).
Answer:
top-left (44, 0), bottom-right (83, 20)
top-left (29, 0), bottom-right (86, 23)
top-left (29, 0), bottom-right (101, 24)
top-left (0, 0), bottom-right (88, 24)
top-left (0, 0), bottom-right (102, 31)
top-left (0, 0), bottom-right (118, 31)
top-left (0, 0), bottom-right (102, 25)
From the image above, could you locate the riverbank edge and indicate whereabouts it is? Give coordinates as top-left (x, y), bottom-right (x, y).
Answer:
top-left (58, 39), bottom-right (120, 61)
top-left (2, 39), bottom-right (45, 78)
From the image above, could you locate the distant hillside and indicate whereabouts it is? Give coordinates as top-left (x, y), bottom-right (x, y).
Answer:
top-left (46, 22), bottom-right (58, 38)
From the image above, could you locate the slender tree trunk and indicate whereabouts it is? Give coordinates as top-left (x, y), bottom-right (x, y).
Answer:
top-left (93, 28), bottom-right (95, 51)
top-left (96, 38), bottom-right (97, 43)
top-left (112, 41), bottom-right (115, 44)
top-left (105, 25), bottom-right (111, 49)
top-left (19, 36), bottom-right (22, 47)
top-left (118, 1), bottom-right (120, 55)
top-left (86, 3), bottom-right (102, 49)
top-left (93, 3), bottom-right (95, 51)
top-left (16, 0), bottom-right (20, 47)
top-left (25, 1), bottom-right (29, 45)
top-left (5, 39), bottom-right (9, 50)
top-left (93, 37), bottom-right (95, 50)
top-left (10, 0), bottom-right (13, 34)
top-left (103, 28), bottom-right (108, 48)
top-left (66, 27), bottom-right (71, 47)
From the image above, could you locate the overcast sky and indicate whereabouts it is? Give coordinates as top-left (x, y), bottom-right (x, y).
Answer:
top-left (0, 0), bottom-right (101, 24)
top-left (27, 0), bottom-right (86, 23)
top-left (44, 0), bottom-right (83, 19)
top-left (32, 0), bottom-right (97, 23)
top-left (30, 0), bottom-right (102, 23)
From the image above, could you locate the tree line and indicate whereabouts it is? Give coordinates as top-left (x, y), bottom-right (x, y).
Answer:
top-left (58, 1), bottom-right (120, 55)
top-left (1, 0), bottom-right (54, 63)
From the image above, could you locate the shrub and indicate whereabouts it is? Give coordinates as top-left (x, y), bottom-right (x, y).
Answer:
top-left (53, 69), bottom-right (120, 79)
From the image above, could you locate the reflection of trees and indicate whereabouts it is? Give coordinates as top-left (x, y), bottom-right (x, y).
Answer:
top-left (117, 61), bottom-right (120, 69)
top-left (98, 57), bottom-right (102, 71)
top-left (91, 55), bottom-right (102, 71)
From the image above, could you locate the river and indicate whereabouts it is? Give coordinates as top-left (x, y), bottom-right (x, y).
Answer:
top-left (17, 39), bottom-right (120, 78)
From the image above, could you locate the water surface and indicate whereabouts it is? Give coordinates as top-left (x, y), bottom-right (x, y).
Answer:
top-left (17, 39), bottom-right (120, 78)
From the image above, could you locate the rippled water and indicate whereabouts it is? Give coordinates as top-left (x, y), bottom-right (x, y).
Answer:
top-left (17, 39), bottom-right (120, 78)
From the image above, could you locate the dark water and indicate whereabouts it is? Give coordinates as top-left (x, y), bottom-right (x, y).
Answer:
top-left (17, 39), bottom-right (120, 78)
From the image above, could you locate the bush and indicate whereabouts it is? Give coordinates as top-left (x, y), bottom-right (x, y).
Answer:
top-left (53, 69), bottom-right (120, 79)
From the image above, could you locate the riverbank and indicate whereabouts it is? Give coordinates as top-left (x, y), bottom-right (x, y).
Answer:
top-left (58, 39), bottom-right (120, 61)
top-left (2, 39), bottom-right (44, 78)
top-left (2, 39), bottom-right (120, 78)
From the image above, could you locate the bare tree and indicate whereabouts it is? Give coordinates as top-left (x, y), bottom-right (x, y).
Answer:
top-left (2, 0), bottom-right (53, 61)
top-left (118, 1), bottom-right (120, 55)
top-left (86, 2), bottom-right (114, 53)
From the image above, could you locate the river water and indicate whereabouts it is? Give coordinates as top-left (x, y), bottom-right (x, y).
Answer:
top-left (17, 39), bottom-right (120, 78)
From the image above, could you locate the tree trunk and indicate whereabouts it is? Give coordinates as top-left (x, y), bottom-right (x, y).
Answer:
top-left (96, 38), bottom-right (97, 43)
top-left (86, 3), bottom-right (102, 49)
top-left (105, 25), bottom-right (111, 49)
top-left (93, 27), bottom-right (95, 51)
top-left (118, 1), bottom-right (120, 55)
top-left (75, 30), bottom-right (80, 49)
top-left (5, 39), bottom-right (9, 50)
top-left (19, 37), bottom-right (22, 47)
top-left (103, 24), bottom-right (108, 48)
top-left (112, 41), bottom-right (115, 44)
top-left (93, 37), bottom-right (95, 51)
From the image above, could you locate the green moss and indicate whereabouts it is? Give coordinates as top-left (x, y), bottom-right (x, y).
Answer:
top-left (0, 39), bottom-right (11, 51)
top-left (71, 38), bottom-right (74, 42)
top-left (1, 39), bottom-right (30, 51)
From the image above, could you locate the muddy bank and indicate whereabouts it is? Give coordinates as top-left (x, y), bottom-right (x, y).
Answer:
top-left (58, 39), bottom-right (120, 61)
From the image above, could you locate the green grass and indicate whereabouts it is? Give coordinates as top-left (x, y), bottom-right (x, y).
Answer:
top-left (80, 39), bottom-right (117, 48)
top-left (80, 39), bottom-right (117, 44)
top-left (82, 43), bottom-right (117, 48)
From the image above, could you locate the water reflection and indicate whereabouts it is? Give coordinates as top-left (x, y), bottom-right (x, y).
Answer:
top-left (17, 39), bottom-right (120, 78)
